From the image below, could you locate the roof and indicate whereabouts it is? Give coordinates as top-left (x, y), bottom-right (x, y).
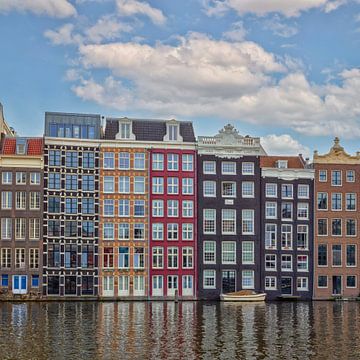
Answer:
top-left (104, 118), bottom-right (196, 142)
top-left (0, 137), bottom-right (43, 156)
top-left (260, 155), bottom-right (306, 169)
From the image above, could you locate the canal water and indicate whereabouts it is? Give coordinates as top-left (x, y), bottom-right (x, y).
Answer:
top-left (0, 301), bottom-right (359, 359)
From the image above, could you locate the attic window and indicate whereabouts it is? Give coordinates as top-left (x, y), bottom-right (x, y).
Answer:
top-left (120, 122), bottom-right (130, 139)
top-left (276, 160), bottom-right (288, 169)
top-left (169, 124), bottom-right (178, 141)
top-left (16, 139), bottom-right (26, 155)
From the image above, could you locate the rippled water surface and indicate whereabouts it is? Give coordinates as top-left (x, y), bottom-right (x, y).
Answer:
top-left (1, 301), bottom-right (360, 359)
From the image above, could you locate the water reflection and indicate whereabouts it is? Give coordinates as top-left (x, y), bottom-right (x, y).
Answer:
top-left (0, 301), bottom-right (360, 359)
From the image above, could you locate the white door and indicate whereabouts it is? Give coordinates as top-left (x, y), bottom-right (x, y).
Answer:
top-left (167, 276), bottom-right (178, 296)
top-left (118, 275), bottom-right (129, 296)
top-left (134, 275), bottom-right (145, 296)
top-left (12, 275), bottom-right (27, 295)
top-left (103, 276), bottom-right (114, 297)
top-left (152, 275), bottom-right (163, 296)
top-left (182, 275), bottom-right (193, 296)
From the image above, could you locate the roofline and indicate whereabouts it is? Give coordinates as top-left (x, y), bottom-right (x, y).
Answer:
top-left (45, 111), bottom-right (101, 118)
top-left (106, 117), bottom-right (194, 125)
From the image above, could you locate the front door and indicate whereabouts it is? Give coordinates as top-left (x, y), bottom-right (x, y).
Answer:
top-left (134, 275), bottom-right (145, 296)
top-left (222, 271), bottom-right (236, 294)
top-left (118, 275), bottom-right (129, 296)
top-left (281, 277), bottom-right (292, 295)
top-left (13, 275), bottom-right (27, 295)
top-left (167, 276), bottom-right (178, 296)
top-left (182, 275), bottom-right (193, 296)
top-left (332, 276), bottom-right (342, 295)
top-left (103, 276), bottom-right (114, 297)
top-left (152, 275), bottom-right (163, 296)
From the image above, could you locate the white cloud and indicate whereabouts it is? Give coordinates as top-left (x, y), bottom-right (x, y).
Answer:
top-left (223, 21), bottom-right (247, 41)
top-left (263, 16), bottom-right (298, 38)
top-left (0, 0), bottom-right (76, 18)
top-left (203, 0), bottom-right (340, 17)
top-left (261, 134), bottom-right (311, 158)
top-left (44, 24), bottom-right (83, 46)
top-left (116, 0), bottom-right (166, 25)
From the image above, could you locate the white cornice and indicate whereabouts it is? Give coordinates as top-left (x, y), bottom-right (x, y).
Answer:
top-left (262, 168), bottom-right (314, 180)
top-left (0, 155), bottom-right (44, 169)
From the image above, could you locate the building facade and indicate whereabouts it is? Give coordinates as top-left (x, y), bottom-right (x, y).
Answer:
top-left (0, 137), bottom-right (43, 296)
top-left (313, 138), bottom-right (360, 299)
top-left (260, 156), bottom-right (314, 300)
top-left (43, 112), bottom-right (101, 297)
top-left (197, 125), bottom-right (266, 299)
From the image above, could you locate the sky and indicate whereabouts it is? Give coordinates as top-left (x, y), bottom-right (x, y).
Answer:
top-left (1, 0), bottom-right (360, 158)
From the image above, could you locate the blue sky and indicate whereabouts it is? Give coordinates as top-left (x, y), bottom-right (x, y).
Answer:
top-left (1, 0), bottom-right (360, 157)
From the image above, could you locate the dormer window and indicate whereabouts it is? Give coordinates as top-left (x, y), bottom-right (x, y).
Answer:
top-left (16, 139), bottom-right (26, 155)
top-left (276, 160), bottom-right (288, 169)
top-left (120, 123), bottom-right (130, 139)
top-left (169, 125), bottom-right (178, 141)
top-left (164, 120), bottom-right (183, 142)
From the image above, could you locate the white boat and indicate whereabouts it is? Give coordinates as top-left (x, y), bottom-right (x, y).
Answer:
top-left (220, 291), bottom-right (266, 302)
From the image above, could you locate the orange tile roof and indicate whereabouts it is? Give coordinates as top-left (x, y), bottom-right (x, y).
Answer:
top-left (260, 155), bottom-right (305, 169)
top-left (1, 138), bottom-right (43, 155)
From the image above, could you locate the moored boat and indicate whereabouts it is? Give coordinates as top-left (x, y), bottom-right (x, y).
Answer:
top-left (220, 290), bottom-right (266, 302)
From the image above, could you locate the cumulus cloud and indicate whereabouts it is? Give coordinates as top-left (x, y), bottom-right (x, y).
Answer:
top-left (116, 0), bottom-right (166, 25)
top-left (44, 24), bottom-right (83, 46)
top-left (203, 0), bottom-right (339, 17)
top-left (0, 0), bottom-right (76, 18)
top-left (223, 21), bottom-right (247, 41)
top-left (261, 134), bottom-right (311, 158)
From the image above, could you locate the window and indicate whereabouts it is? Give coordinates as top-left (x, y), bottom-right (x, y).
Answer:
top-left (242, 242), bottom-right (254, 264)
top-left (15, 248), bottom-right (25, 269)
top-left (346, 170), bottom-right (355, 182)
top-left (276, 160), bottom-right (288, 169)
top-left (152, 200), bottom-right (164, 217)
top-left (242, 162), bottom-right (254, 175)
top-left (49, 150), bottom-right (61, 167)
top-left (65, 175), bottom-right (78, 191)
top-left (65, 221), bottom-right (77, 237)
top-left (222, 242), bottom-right (236, 264)
top-left (134, 200), bottom-right (145, 217)
top-left (1, 249), bottom-right (11, 269)
top-left (346, 219), bottom-right (356, 236)
top-left (297, 225), bottom-right (308, 250)
top-left (48, 173), bottom-right (61, 190)
top-left (318, 219), bottom-right (328, 236)
top-left (119, 199), bottom-right (130, 217)
top-left (83, 152), bottom-right (95, 169)
top-left (48, 196), bottom-right (60, 214)
top-left (119, 247), bottom-right (129, 269)
top-left (119, 152), bottom-right (130, 169)
top-left (319, 170), bottom-right (327, 182)
top-left (48, 244), bottom-right (60, 267)
top-left (82, 221), bottom-right (95, 238)
top-left (242, 182), bottom-right (254, 198)
top-left (265, 254), bottom-right (276, 271)
top-left (103, 223), bottom-right (114, 240)
top-left (182, 154), bottom-right (194, 171)
top-left (167, 224), bottom-right (178, 240)
top-left (15, 218), bottom-right (26, 239)
top-left (81, 245), bottom-right (94, 268)
top-left (242, 209), bottom-right (254, 234)
top-left (203, 161), bottom-right (216, 174)
top-left (265, 202), bottom-right (277, 219)
top-left (222, 162), bottom-right (236, 175)
top-left (103, 152), bottom-right (115, 169)
top-left (152, 153), bottom-right (164, 171)
top-left (222, 182), bottom-right (236, 198)
top-left (317, 192), bottom-right (328, 210)
top-left (104, 199), bottom-right (114, 217)
top-left (152, 223), bottom-right (164, 240)
top-left (332, 219), bottom-right (342, 236)
top-left (222, 209), bottom-right (236, 234)
top-left (168, 154), bottom-right (179, 171)
top-left (64, 244), bottom-right (77, 268)
top-left (182, 223), bottom-right (193, 241)
top-left (281, 202), bottom-right (293, 220)
top-left (203, 181), bottom-right (216, 197)
top-left (182, 247), bottom-right (193, 269)
top-left (134, 224), bottom-right (145, 240)
top-left (134, 153), bottom-right (146, 170)
top-left (281, 255), bottom-right (292, 271)
top-left (152, 247), bottom-right (164, 268)
top-left (281, 224), bottom-right (292, 249)
top-left (48, 220), bottom-right (60, 237)
top-left (29, 218), bottom-right (40, 239)
top-left (167, 247), bottom-right (178, 268)
top-left (331, 170), bottom-right (342, 186)
top-left (318, 244), bottom-right (327, 266)
top-left (1, 218), bottom-right (12, 239)
top-left (30, 172), bottom-right (40, 185)
top-left (346, 245), bottom-right (356, 266)
top-left (119, 176), bottom-right (130, 193)
top-left (318, 276), bottom-right (327, 288)
top-left (83, 175), bottom-right (95, 192)
top-left (65, 152), bottom-right (78, 168)
top-left (203, 241), bottom-right (216, 264)
top-left (281, 184), bottom-right (293, 199)
top-left (266, 183), bottom-right (277, 198)
top-left (15, 191), bottom-right (26, 210)
top-left (167, 200), bottom-right (179, 217)
top-left (182, 201), bottom-right (193, 218)
top-left (332, 244), bottom-right (342, 266)
top-left (297, 255), bottom-right (308, 271)
top-left (265, 224), bottom-right (276, 249)
top-left (65, 198), bottom-right (77, 214)
top-left (152, 177), bottom-right (164, 194)
top-left (346, 193), bottom-right (356, 211)
top-left (347, 276), bottom-right (356, 288)
top-left (265, 277), bottom-right (276, 290)
top-left (31, 275), bottom-right (39, 288)
top-left (204, 209), bottom-right (216, 234)
top-left (331, 193), bottom-right (342, 211)
top-left (2, 172), bottom-right (12, 185)
top-left (182, 178), bottom-right (194, 195)
top-left (103, 247), bottom-right (114, 268)
top-left (297, 277), bottom-right (308, 291)
top-left (167, 177), bottom-right (179, 194)
top-left (16, 172), bottom-right (26, 185)
top-left (242, 270), bottom-right (254, 289)
top-left (104, 176), bottom-right (114, 193)
top-left (298, 185), bottom-right (309, 198)
top-left (1, 191), bottom-right (12, 210)
top-left (203, 270), bottom-right (216, 289)
top-left (297, 203), bottom-right (309, 219)
top-left (119, 223), bottom-right (130, 240)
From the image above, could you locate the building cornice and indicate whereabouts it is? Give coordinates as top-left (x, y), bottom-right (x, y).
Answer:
top-left (261, 167), bottom-right (315, 180)
top-left (0, 155), bottom-right (44, 169)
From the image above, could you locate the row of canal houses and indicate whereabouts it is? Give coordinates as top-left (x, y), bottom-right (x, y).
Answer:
top-left (0, 105), bottom-right (358, 300)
